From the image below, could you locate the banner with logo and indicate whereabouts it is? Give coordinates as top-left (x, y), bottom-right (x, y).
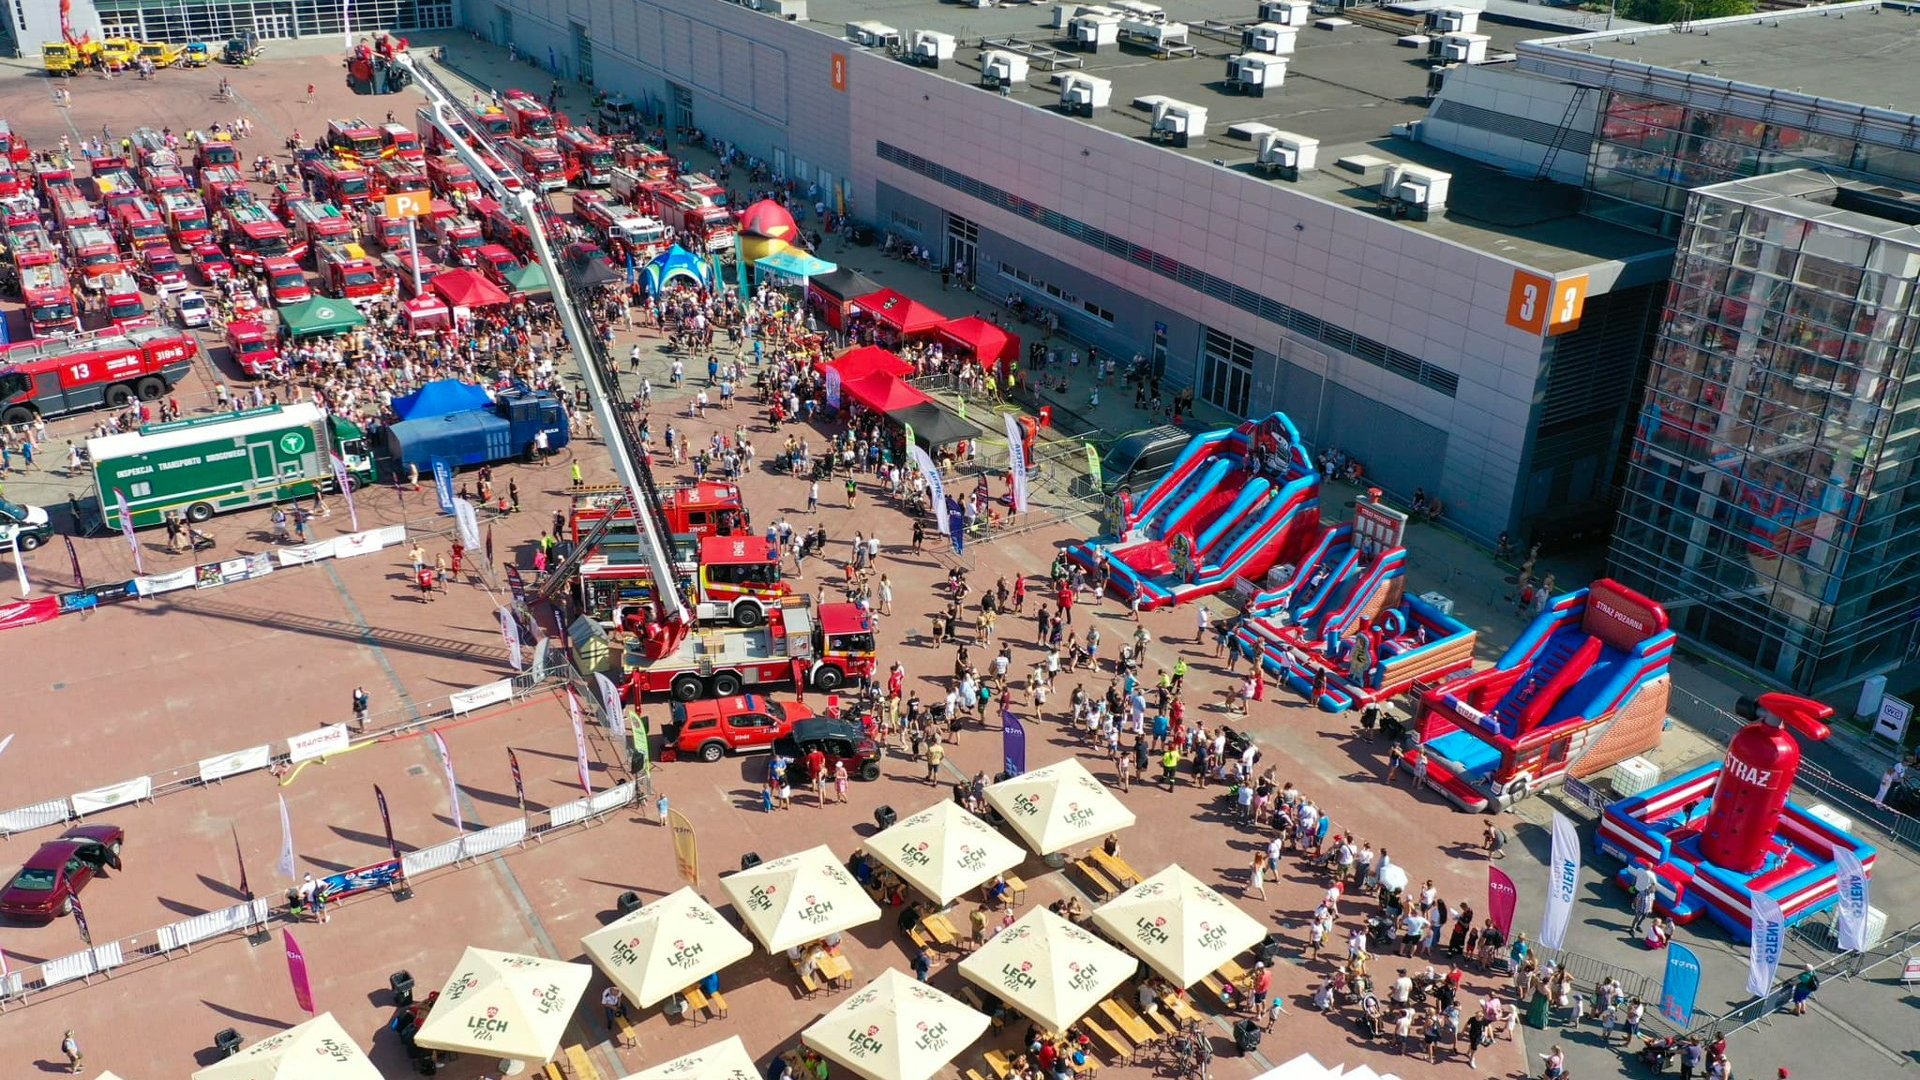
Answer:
top-left (453, 496), bottom-right (481, 551)
top-left (113, 489), bottom-right (142, 574)
top-left (1487, 865), bottom-right (1518, 938)
top-left (1002, 709), bottom-right (1027, 777)
top-left (500, 606), bottom-right (523, 671)
top-left (669, 808), bottom-right (698, 886)
top-left (1539, 811), bottom-right (1580, 951)
top-left (507, 747), bottom-right (526, 813)
top-left (374, 784), bottom-right (399, 860)
top-left (1659, 942), bottom-right (1703, 1027)
top-left (284, 929), bottom-right (315, 1012)
top-left (430, 731), bottom-right (463, 834)
top-left (64, 535), bottom-right (84, 589)
top-left (277, 794), bottom-right (297, 879)
top-left (1833, 846), bottom-right (1870, 952)
top-left (569, 690), bottom-right (593, 795)
top-left (432, 459), bottom-right (455, 514)
top-left (947, 496), bottom-right (967, 555)
top-left (70, 891), bottom-right (91, 946)
top-left (595, 672), bottom-right (625, 739)
top-left (504, 563), bottom-right (525, 606)
top-left (909, 445), bottom-right (946, 528)
top-left (1084, 442), bottom-right (1102, 491)
top-left (1003, 413), bottom-right (1029, 515)
top-left (1748, 889), bottom-right (1788, 996)
top-left (0, 596), bottom-right (59, 630)
top-left (330, 453), bottom-right (360, 532)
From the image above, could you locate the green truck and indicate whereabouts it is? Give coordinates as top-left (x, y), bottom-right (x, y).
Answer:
top-left (90, 403), bottom-right (375, 529)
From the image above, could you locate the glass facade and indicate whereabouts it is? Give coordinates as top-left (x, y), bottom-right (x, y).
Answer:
top-left (1611, 171), bottom-right (1920, 691)
top-left (1587, 91), bottom-right (1920, 236)
top-left (93, 0), bottom-right (452, 43)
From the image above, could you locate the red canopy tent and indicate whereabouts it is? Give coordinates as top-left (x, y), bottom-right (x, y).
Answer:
top-left (431, 268), bottom-right (511, 309)
top-left (935, 316), bottom-right (1022, 374)
top-left (827, 345), bottom-right (913, 381)
top-left (852, 288), bottom-right (946, 336)
top-left (840, 371), bottom-right (932, 414)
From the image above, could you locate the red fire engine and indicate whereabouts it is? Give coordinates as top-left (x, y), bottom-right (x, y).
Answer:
top-left (86, 156), bottom-right (141, 209)
top-left (644, 182), bottom-right (737, 254)
top-left (326, 118), bottom-right (384, 159)
top-left (619, 596), bottom-right (876, 699)
top-left (0, 120), bottom-right (31, 166)
top-left (66, 226), bottom-right (123, 279)
top-left (192, 141), bottom-right (240, 171)
top-left (557, 128), bottom-right (614, 188)
top-left (501, 92), bottom-right (561, 141)
top-left (426, 154), bottom-right (481, 201)
top-left (305, 158), bottom-right (373, 207)
top-left (18, 251), bottom-right (78, 337)
top-left (111, 196), bottom-right (169, 249)
top-left (315, 240), bottom-right (389, 305)
top-left (0, 324), bottom-right (198, 425)
top-left (159, 191), bottom-right (212, 247)
top-left (501, 137), bottom-right (566, 192)
top-left (371, 158), bottom-right (427, 199)
top-left (47, 181), bottom-right (98, 230)
top-left (381, 123), bottom-right (425, 165)
top-left (224, 200), bottom-right (302, 266)
top-left (293, 200), bottom-right (355, 251)
top-left (199, 165), bottom-right (249, 211)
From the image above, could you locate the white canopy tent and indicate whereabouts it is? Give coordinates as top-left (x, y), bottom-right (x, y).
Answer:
top-left (983, 758), bottom-right (1135, 856)
top-left (800, 969), bottom-right (991, 1080)
top-left (1090, 864), bottom-right (1266, 987)
top-left (864, 800), bottom-right (1027, 906)
top-left (718, 845), bottom-right (882, 954)
top-left (190, 1012), bottom-right (382, 1080)
top-left (581, 886), bottom-right (754, 1008)
top-left (957, 907), bottom-right (1133, 1032)
top-left (410, 947), bottom-right (594, 1067)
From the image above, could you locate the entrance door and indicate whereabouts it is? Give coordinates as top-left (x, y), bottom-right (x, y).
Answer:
top-left (946, 214), bottom-right (978, 282)
top-left (773, 148), bottom-right (787, 183)
top-left (250, 443), bottom-right (274, 487)
top-left (256, 13), bottom-right (294, 39)
top-left (670, 83), bottom-right (695, 136)
top-left (496, 5), bottom-right (513, 47)
top-left (572, 22), bottom-right (594, 86)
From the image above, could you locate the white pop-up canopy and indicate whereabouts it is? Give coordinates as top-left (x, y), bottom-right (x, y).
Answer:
top-left (983, 757), bottom-right (1135, 856)
top-left (864, 800), bottom-right (1027, 906)
top-left (957, 907), bottom-right (1133, 1032)
top-left (582, 886), bottom-right (755, 1008)
top-left (190, 1012), bottom-right (382, 1080)
top-left (801, 969), bottom-right (991, 1080)
top-left (411, 947), bottom-right (594, 1066)
top-left (718, 845), bottom-right (882, 954)
top-left (1090, 864), bottom-right (1266, 987)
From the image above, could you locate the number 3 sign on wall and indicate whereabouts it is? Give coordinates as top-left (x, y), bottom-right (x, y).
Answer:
top-left (1505, 270), bottom-right (1588, 335)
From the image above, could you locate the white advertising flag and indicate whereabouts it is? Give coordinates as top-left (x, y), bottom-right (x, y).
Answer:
top-left (113, 489), bottom-right (143, 574)
top-left (909, 445), bottom-right (946, 520)
top-left (431, 731), bottom-right (463, 833)
top-left (453, 497), bottom-right (481, 551)
top-left (1003, 413), bottom-right (1030, 515)
top-left (1832, 847), bottom-right (1871, 952)
top-left (569, 690), bottom-right (593, 795)
top-left (277, 794), bottom-right (297, 879)
top-left (594, 672), bottom-right (625, 740)
top-left (330, 453), bottom-right (360, 532)
top-left (499, 607), bottom-right (523, 671)
top-left (1747, 890), bottom-right (1788, 996)
top-left (1539, 811), bottom-right (1580, 951)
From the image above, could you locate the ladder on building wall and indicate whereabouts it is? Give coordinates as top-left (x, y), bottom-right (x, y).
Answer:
top-left (1535, 86), bottom-right (1594, 181)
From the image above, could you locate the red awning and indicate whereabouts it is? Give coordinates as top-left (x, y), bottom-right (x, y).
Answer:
top-left (852, 288), bottom-right (946, 335)
top-left (828, 345), bottom-right (913, 382)
top-left (430, 268), bottom-right (511, 309)
top-left (935, 316), bottom-right (1020, 367)
top-left (840, 371), bottom-right (932, 414)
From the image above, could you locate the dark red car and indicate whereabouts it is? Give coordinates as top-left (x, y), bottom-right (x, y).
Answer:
top-left (662, 694), bottom-right (812, 763)
top-left (0, 824), bottom-right (124, 920)
top-left (193, 241), bottom-right (233, 285)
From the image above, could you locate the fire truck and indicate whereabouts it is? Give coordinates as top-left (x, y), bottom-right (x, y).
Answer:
top-left (315, 240), bottom-right (388, 305)
top-left (0, 121), bottom-right (30, 166)
top-left (293, 200), bottom-right (354, 251)
top-left (557, 128), bottom-right (614, 187)
top-left (262, 257), bottom-right (312, 306)
top-left (139, 164), bottom-right (190, 197)
top-left (383, 250), bottom-right (446, 297)
top-left (362, 206), bottom-right (412, 252)
top-left (86, 156), bottom-right (141, 209)
top-left (192, 140), bottom-right (240, 171)
top-left (18, 252), bottom-right (79, 337)
top-left (159, 192), bottom-right (212, 247)
top-left (502, 91), bottom-right (562, 141)
top-left (681, 172), bottom-right (728, 206)
top-left (0, 161), bottom-right (21, 200)
top-left (91, 269), bottom-right (148, 325)
top-left (0, 324), bottom-right (198, 424)
top-left (573, 192), bottom-right (670, 255)
top-left (647, 183), bottom-right (737, 254)
top-left (1, 194), bottom-right (38, 234)
top-left (426, 154), bottom-right (480, 201)
top-left (371, 158), bottom-right (427, 198)
top-left (47, 181), bottom-right (99, 230)
top-left (425, 214), bottom-right (485, 265)
top-left (304, 158), bottom-right (372, 207)
top-left (571, 481), bottom-right (751, 542)
top-left (225, 319), bottom-right (279, 376)
top-left (224, 200), bottom-right (301, 266)
top-left (199, 165), bottom-right (249, 211)
top-left (326, 117), bottom-right (384, 160)
top-left (111, 197), bottom-right (169, 249)
top-left (614, 142), bottom-right (674, 180)
top-left (501, 137), bottom-right (566, 192)
top-left (66, 226), bottom-right (123, 279)
top-left (473, 107), bottom-right (514, 140)
top-left (34, 155), bottom-right (76, 197)
top-left (380, 123), bottom-right (425, 165)
top-left (619, 596), bottom-right (876, 700)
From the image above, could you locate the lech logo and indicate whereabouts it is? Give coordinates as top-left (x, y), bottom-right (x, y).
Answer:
top-left (468, 1006), bottom-right (509, 1041)
top-left (795, 893), bottom-right (835, 923)
top-left (1067, 960), bottom-right (1102, 992)
top-left (1001, 960), bottom-right (1038, 993)
top-left (847, 1024), bottom-right (885, 1058)
top-left (315, 1036), bottom-right (355, 1062)
top-left (1136, 916), bottom-right (1170, 946)
top-left (667, 937), bottom-right (706, 969)
top-left (1197, 919), bottom-right (1229, 950)
top-left (279, 430), bottom-right (307, 455)
top-left (914, 1020), bottom-right (951, 1052)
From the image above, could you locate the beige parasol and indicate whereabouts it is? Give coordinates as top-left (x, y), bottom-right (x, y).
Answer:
top-left (864, 800), bottom-right (1027, 906)
top-left (616, 1034), bottom-right (761, 1080)
top-left (718, 845), bottom-right (882, 954)
top-left (190, 1012), bottom-right (382, 1080)
top-left (957, 908), bottom-right (1134, 1032)
top-left (984, 758), bottom-right (1136, 856)
top-left (410, 947), bottom-right (594, 1066)
top-left (1090, 864), bottom-right (1267, 987)
top-left (582, 886), bottom-right (755, 1008)
top-left (800, 968), bottom-right (991, 1080)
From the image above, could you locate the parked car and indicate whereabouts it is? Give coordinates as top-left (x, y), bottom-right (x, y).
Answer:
top-left (1100, 425), bottom-right (1192, 494)
top-left (0, 824), bottom-right (124, 920)
top-left (193, 241), bottom-right (233, 285)
top-left (176, 290), bottom-right (211, 328)
top-left (777, 718), bottom-right (883, 783)
top-left (661, 694), bottom-right (811, 763)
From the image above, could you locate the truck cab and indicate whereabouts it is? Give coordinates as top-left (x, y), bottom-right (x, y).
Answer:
top-left (138, 244), bottom-right (188, 294)
top-left (558, 128), bottom-right (614, 187)
top-left (426, 155), bottom-right (480, 201)
top-left (325, 117), bottom-right (384, 160)
top-left (316, 242), bottom-right (388, 306)
top-left (362, 206), bottom-right (413, 253)
top-left (67, 226), bottom-right (123, 279)
top-left (304, 159), bottom-right (372, 207)
top-left (0, 498), bottom-right (51, 552)
top-left (193, 140), bottom-right (240, 172)
top-left (502, 138), bottom-right (566, 193)
top-left (474, 243), bottom-right (520, 287)
top-left (160, 193), bottom-right (210, 247)
top-left (95, 271), bottom-right (147, 326)
top-left (225, 319), bottom-right (279, 376)
top-left (372, 158), bottom-right (427, 200)
top-left (263, 258), bottom-right (312, 306)
top-left (693, 534), bottom-right (791, 627)
top-left (380, 123), bottom-right (425, 166)
top-left (293, 201), bottom-right (355, 251)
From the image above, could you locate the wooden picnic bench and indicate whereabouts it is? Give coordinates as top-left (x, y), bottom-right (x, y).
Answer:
top-left (681, 985), bottom-right (710, 1018)
top-left (1089, 848), bottom-right (1140, 888)
top-left (1098, 998), bottom-right (1156, 1048)
top-left (1160, 992), bottom-right (1203, 1025)
top-left (922, 911), bottom-right (960, 947)
top-left (1079, 1013), bottom-right (1135, 1065)
top-left (984, 1048), bottom-right (1016, 1080)
top-left (957, 983), bottom-right (1007, 1031)
top-left (1073, 857), bottom-right (1120, 899)
top-left (563, 1045), bottom-right (605, 1080)
top-left (612, 1011), bottom-right (639, 1047)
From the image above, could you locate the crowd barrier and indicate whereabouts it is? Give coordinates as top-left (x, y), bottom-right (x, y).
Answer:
top-left (0, 898), bottom-right (269, 1008)
top-left (0, 525), bottom-right (411, 636)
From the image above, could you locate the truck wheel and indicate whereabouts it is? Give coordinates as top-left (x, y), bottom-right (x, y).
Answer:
top-left (698, 741), bottom-right (727, 763)
top-left (185, 502), bottom-right (215, 524)
top-left (135, 376), bottom-right (167, 400)
top-left (711, 672), bottom-right (743, 697)
top-left (670, 675), bottom-right (705, 701)
top-left (860, 762), bottom-right (881, 782)
top-left (1, 406), bottom-right (35, 427)
top-left (813, 666), bottom-right (845, 691)
top-left (732, 601), bottom-right (764, 628)
top-left (15, 531), bottom-right (41, 552)
top-left (105, 384), bottom-right (136, 408)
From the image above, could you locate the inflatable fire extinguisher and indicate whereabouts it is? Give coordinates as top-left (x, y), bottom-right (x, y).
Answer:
top-left (1698, 693), bottom-right (1833, 874)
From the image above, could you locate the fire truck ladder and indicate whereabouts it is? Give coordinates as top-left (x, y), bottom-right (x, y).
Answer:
top-left (402, 53), bottom-right (691, 625)
top-left (529, 493), bottom-right (628, 606)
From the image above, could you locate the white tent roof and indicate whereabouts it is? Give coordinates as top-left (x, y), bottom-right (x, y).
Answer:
top-left (411, 947), bottom-right (594, 1065)
top-left (1089, 864), bottom-right (1266, 987)
top-left (718, 845), bottom-right (882, 954)
top-left (800, 969), bottom-right (991, 1080)
top-left (616, 1034), bottom-right (760, 1080)
top-left (864, 800), bottom-right (1027, 906)
top-left (957, 907), bottom-right (1133, 1033)
top-left (983, 757), bottom-right (1135, 856)
top-left (189, 1012), bottom-right (381, 1080)
top-left (582, 886), bottom-right (755, 1008)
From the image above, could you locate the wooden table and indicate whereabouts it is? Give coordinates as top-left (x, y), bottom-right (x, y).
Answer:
top-left (984, 1048), bottom-right (1016, 1080)
top-left (1080, 1014), bottom-right (1135, 1064)
top-left (564, 1045), bottom-right (605, 1080)
top-left (818, 952), bottom-right (853, 987)
top-left (1090, 848), bottom-right (1141, 888)
top-left (1161, 992), bottom-right (1203, 1025)
top-left (1098, 999), bottom-right (1156, 1047)
top-left (923, 911), bottom-right (960, 946)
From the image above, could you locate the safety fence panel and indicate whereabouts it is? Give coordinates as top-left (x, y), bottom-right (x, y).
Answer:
top-left (460, 819), bottom-right (527, 859)
top-left (0, 798), bottom-right (72, 835)
top-left (156, 899), bottom-right (269, 952)
top-left (198, 745), bottom-right (273, 784)
top-left (401, 837), bottom-right (467, 878)
top-left (0, 971), bottom-right (22, 1001)
top-left (70, 776), bottom-right (152, 816)
top-left (591, 782), bottom-right (636, 815)
top-left (41, 943), bottom-right (124, 988)
top-left (547, 797), bottom-right (591, 828)
top-left (451, 679), bottom-right (515, 715)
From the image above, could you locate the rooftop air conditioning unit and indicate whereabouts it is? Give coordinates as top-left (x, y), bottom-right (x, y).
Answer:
top-left (754, 0), bottom-right (804, 19)
top-left (1426, 64), bottom-right (1455, 97)
top-left (1069, 13), bottom-right (1122, 51)
top-left (1126, 20), bottom-right (1189, 50)
top-left (1256, 130), bottom-right (1318, 179)
top-left (981, 49), bottom-right (1031, 90)
top-left (1380, 163), bottom-right (1451, 219)
top-left (1426, 6), bottom-right (1480, 34)
top-left (1058, 71), bottom-right (1113, 115)
top-left (1259, 0), bottom-right (1312, 27)
top-left (1225, 54), bottom-right (1287, 96)
top-left (1242, 22), bottom-right (1297, 55)
top-left (1053, 3), bottom-right (1117, 28)
top-left (846, 21), bottom-right (901, 48)
top-left (1110, 0), bottom-right (1167, 23)
top-left (1150, 99), bottom-right (1208, 148)
top-left (909, 29), bottom-right (957, 67)
top-left (1430, 32), bottom-right (1489, 64)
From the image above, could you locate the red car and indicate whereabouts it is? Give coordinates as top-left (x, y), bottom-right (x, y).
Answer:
top-left (193, 241), bottom-right (233, 285)
top-left (0, 824), bottom-right (124, 920)
top-left (662, 694), bottom-right (812, 763)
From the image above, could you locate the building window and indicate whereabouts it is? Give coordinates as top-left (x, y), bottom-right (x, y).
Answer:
top-left (995, 260), bottom-right (1077, 307)
top-left (1202, 328), bottom-right (1255, 417)
top-left (889, 209), bottom-right (921, 235)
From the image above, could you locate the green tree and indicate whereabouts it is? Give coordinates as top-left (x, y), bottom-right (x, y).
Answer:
top-left (1616, 0), bottom-right (1757, 22)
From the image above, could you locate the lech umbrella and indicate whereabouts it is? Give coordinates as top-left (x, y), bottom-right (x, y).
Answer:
top-left (957, 908), bottom-right (1133, 1033)
top-left (718, 845), bottom-right (881, 954)
top-left (863, 801), bottom-right (1025, 906)
top-left (581, 886), bottom-right (754, 1008)
top-left (1090, 864), bottom-right (1266, 988)
top-left (410, 947), bottom-right (593, 1067)
top-left (618, 1034), bottom-right (760, 1080)
top-left (983, 758), bottom-right (1136, 856)
top-left (190, 1012), bottom-right (381, 1079)
top-left (800, 969), bottom-right (990, 1080)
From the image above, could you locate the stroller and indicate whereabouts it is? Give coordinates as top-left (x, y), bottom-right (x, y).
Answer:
top-left (188, 526), bottom-right (216, 551)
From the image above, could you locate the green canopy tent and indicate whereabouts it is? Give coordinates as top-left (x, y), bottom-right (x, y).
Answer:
top-left (504, 261), bottom-right (551, 298)
top-left (278, 298), bottom-right (368, 339)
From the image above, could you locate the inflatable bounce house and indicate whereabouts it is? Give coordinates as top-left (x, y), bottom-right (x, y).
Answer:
top-left (1598, 693), bottom-right (1876, 941)
top-left (1232, 491), bottom-right (1476, 713)
top-left (1410, 579), bottom-right (1676, 811)
top-left (1067, 413), bottom-right (1319, 610)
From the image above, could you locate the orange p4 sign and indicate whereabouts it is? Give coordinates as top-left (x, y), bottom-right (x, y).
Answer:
top-left (384, 189), bottom-right (430, 219)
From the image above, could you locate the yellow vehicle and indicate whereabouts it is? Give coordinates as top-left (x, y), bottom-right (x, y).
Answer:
top-left (97, 38), bottom-right (139, 67)
top-left (136, 41), bottom-right (183, 67)
top-left (41, 40), bottom-right (100, 75)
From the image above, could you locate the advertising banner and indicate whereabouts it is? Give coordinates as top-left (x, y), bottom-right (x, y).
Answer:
top-left (1833, 846), bottom-right (1871, 952)
top-left (1659, 943), bottom-right (1703, 1027)
top-left (1002, 709), bottom-right (1027, 777)
top-left (669, 808), bottom-right (698, 886)
top-left (1003, 413), bottom-right (1029, 514)
top-left (1540, 811), bottom-right (1580, 950)
top-left (286, 724), bottom-right (350, 764)
top-left (284, 929), bottom-right (315, 1013)
top-left (1748, 890), bottom-right (1788, 997)
top-left (1488, 866), bottom-right (1518, 938)
top-left (430, 731), bottom-right (463, 833)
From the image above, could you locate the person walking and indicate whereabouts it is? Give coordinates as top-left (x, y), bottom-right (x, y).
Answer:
top-left (351, 686), bottom-right (370, 730)
top-left (924, 740), bottom-right (944, 783)
top-left (1630, 877), bottom-right (1657, 934)
top-left (1247, 850), bottom-right (1269, 900)
top-left (60, 1030), bottom-right (82, 1074)
top-left (1790, 965), bottom-right (1820, 1015)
